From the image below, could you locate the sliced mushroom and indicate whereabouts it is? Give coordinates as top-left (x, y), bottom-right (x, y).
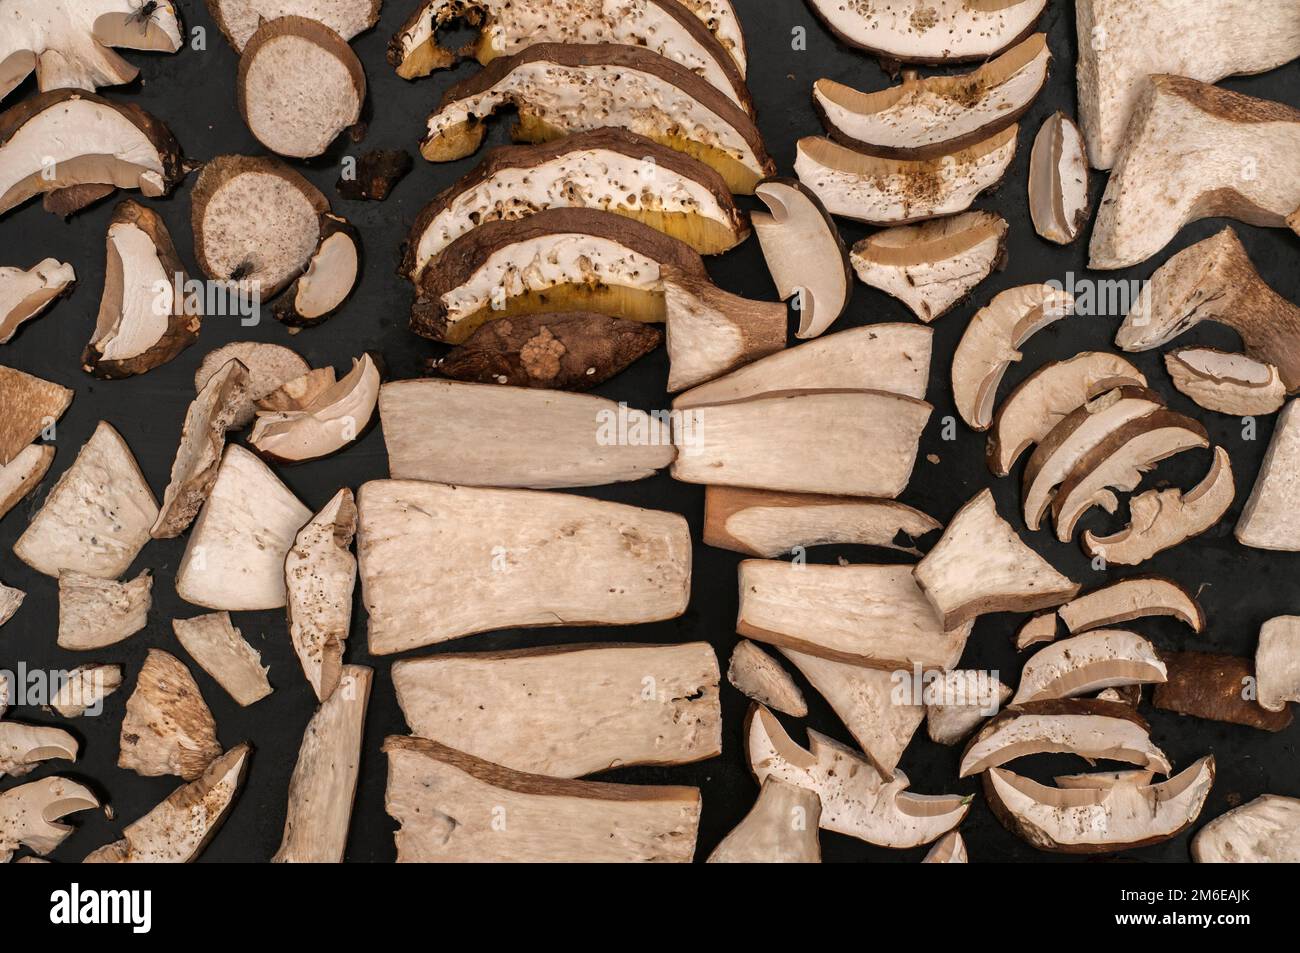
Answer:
top-left (1097, 685), bottom-right (1143, 707)
top-left (256, 367), bottom-right (337, 411)
top-left (0, 443), bottom-right (54, 520)
top-left (49, 664), bottom-right (123, 718)
top-left (172, 612), bottom-right (272, 707)
top-left (1165, 348), bottom-right (1285, 416)
top-left (661, 271), bottom-right (786, 392)
top-left (118, 649), bottom-right (222, 780)
top-left (195, 341), bottom-right (310, 428)
top-left (1238, 401), bottom-right (1300, 550)
top-left (0, 258), bottom-right (74, 343)
top-left (1090, 78), bottom-right (1300, 269)
top-left (57, 569), bottom-right (151, 650)
top-left (0, 776), bottom-right (98, 863)
top-left (707, 777), bottom-right (822, 864)
top-left (849, 211), bottom-right (1008, 323)
top-left (925, 670), bottom-right (1013, 746)
top-left (248, 353), bottom-right (380, 464)
top-left (1053, 769), bottom-right (1154, 790)
top-left (285, 488), bottom-right (356, 702)
top-left (384, 735), bottom-right (701, 862)
top-left (207, 0), bottom-right (381, 51)
top-left (922, 830), bottom-right (968, 863)
top-left (0, 582), bottom-right (22, 628)
top-left (1193, 795), bottom-right (1300, 863)
top-left (335, 147), bottom-right (411, 202)
top-left (1153, 651), bottom-right (1293, 732)
top-left (1012, 629), bottom-right (1166, 704)
top-left (0, 723), bottom-right (78, 779)
top-left (1256, 616), bottom-right (1300, 713)
top-left (805, 0), bottom-right (1045, 63)
top-left (727, 640), bottom-right (807, 718)
top-left (1015, 611), bottom-right (1058, 651)
top-left (394, 643), bottom-right (721, 777)
top-left (1028, 112), bottom-right (1088, 244)
top-left (273, 214), bottom-right (360, 327)
top-left (1058, 577), bottom-right (1205, 634)
top-left (0, 365), bottom-right (72, 465)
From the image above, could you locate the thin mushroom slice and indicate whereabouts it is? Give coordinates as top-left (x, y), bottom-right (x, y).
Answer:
top-left (1028, 112), bottom-right (1088, 244)
top-left (195, 341), bottom-right (310, 428)
top-left (922, 830), bottom-right (968, 863)
top-left (1015, 612), bottom-right (1058, 651)
top-left (1193, 795), bottom-right (1300, 863)
top-left (0, 258), bottom-right (75, 343)
top-left (285, 488), bottom-right (356, 703)
top-left (1165, 348), bottom-right (1285, 416)
top-left (256, 367), bottom-right (337, 411)
top-left (0, 776), bottom-right (99, 863)
top-left (1058, 577), bottom-right (1205, 634)
top-left (57, 569), bottom-right (152, 650)
top-left (1238, 401), bottom-right (1300, 550)
top-left (0, 366), bottom-right (71, 466)
top-left (1256, 616), bottom-right (1300, 713)
top-left (0, 443), bottom-right (54, 521)
top-left (273, 214), bottom-right (360, 327)
top-left (1053, 769), bottom-right (1154, 790)
top-left (1154, 651), bottom-right (1293, 732)
top-left (925, 670), bottom-right (1013, 746)
top-left (248, 353), bottom-right (380, 464)
top-left (50, 664), bottom-right (123, 717)
top-left (0, 581), bottom-right (22, 628)
top-left (805, 0), bottom-right (1046, 63)
top-left (1011, 629), bottom-right (1167, 704)
top-left (728, 640), bottom-right (807, 718)
top-left (0, 723), bottom-right (78, 779)
top-left (173, 612), bottom-right (273, 707)
top-left (708, 777), bottom-right (822, 864)
top-left (118, 649), bottom-right (222, 780)
top-left (207, 0), bottom-right (381, 51)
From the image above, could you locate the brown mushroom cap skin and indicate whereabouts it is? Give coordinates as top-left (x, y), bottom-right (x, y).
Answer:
top-left (0, 366), bottom-right (72, 466)
top-left (1154, 651), bottom-right (1293, 732)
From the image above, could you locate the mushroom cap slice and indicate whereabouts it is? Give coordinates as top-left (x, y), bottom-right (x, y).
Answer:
top-left (0, 257), bottom-right (75, 343)
top-left (1053, 769), bottom-right (1154, 789)
top-left (118, 649), bottom-right (222, 780)
top-left (0, 581), bottom-right (22, 629)
top-left (0, 442), bottom-right (54, 521)
top-left (922, 830), bottom-right (968, 863)
top-left (249, 353), bottom-right (380, 464)
top-left (925, 670), bottom-right (1013, 746)
top-left (805, 0), bottom-right (1045, 63)
top-left (285, 488), bottom-right (356, 702)
top-left (208, 0), bottom-right (380, 50)
top-left (661, 270), bottom-right (786, 392)
top-left (0, 776), bottom-right (99, 863)
top-left (195, 341), bottom-right (311, 428)
top-left (1011, 629), bottom-right (1167, 704)
top-left (1193, 794), bottom-right (1300, 863)
top-left (0, 722), bottom-right (78, 779)
top-left (57, 569), bottom-right (152, 650)
top-left (0, 365), bottom-right (70, 466)
top-left (1256, 616), bottom-right (1300, 713)
top-left (273, 214), bottom-right (360, 327)
top-left (172, 612), bottom-right (273, 707)
top-left (708, 777), bottom-right (822, 864)
top-left (1015, 611), bottom-right (1058, 651)
top-left (1028, 111), bottom-right (1089, 244)
top-left (727, 640), bottom-right (807, 718)
top-left (50, 663), bottom-right (123, 717)
top-left (1237, 400), bottom-right (1300, 550)
top-left (257, 367), bottom-right (338, 411)
top-left (1165, 348), bottom-right (1285, 416)
top-left (1153, 651), bottom-right (1293, 732)
top-left (1058, 577), bottom-right (1205, 634)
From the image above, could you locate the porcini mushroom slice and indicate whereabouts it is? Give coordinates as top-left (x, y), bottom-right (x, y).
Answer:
top-left (0, 258), bottom-right (74, 342)
top-left (0, 443), bottom-right (54, 520)
top-left (285, 488), bottom-right (356, 703)
top-left (420, 43), bottom-right (774, 194)
top-left (384, 735), bottom-right (701, 862)
top-left (986, 757), bottom-right (1213, 853)
top-left (0, 89), bottom-right (183, 217)
top-left (1193, 795), bottom-right (1300, 863)
top-left (207, 0), bottom-right (380, 51)
top-left (14, 421), bottom-right (157, 579)
top-left (173, 612), bottom-right (272, 707)
top-left (922, 830), bottom-right (968, 863)
top-left (176, 444), bottom-right (312, 611)
top-left (273, 214), bottom-right (360, 327)
top-left (849, 211), bottom-right (1007, 323)
top-left (1028, 112), bottom-right (1088, 244)
top-left (1238, 401), bottom-right (1300, 550)
top-left (0, 723), bottom-right (78, 779)
top-left (0, 365), bottom-right (72, 466)
top-left (256, 367), bottom-right (337, 411)
top-left (952, 283), bottom-right (1076, 431)
top-left (805, 0), bottom-right (1045, 63)
top-left (752, 178), bottom-right (850, 339)
top-left (196, 341), bottom-right (311, 428)
top-left (0, 776), bottom-right (98, 863)
top-left (1085, 446), bottom-right (1234, 564)
top-left (380, 379), bottom-right (673, 489)
top-left (1089, 78), bottom-right (1300, 269)
top-left (0, 582), bottom-right (22, 628)
top-left (1053, 769), bottom-right (1154, 790)
top-left (1012, 629), bottom-right (1166, 704)
top-left (119, 649), bottom-right (222, 780)
top-left (248, 353), bottom-right (380, 464)
top-left (737, 560), bottom-right (972, 671)
top-left (394, 643), bottom-right (721, 777)
top-left (727, 640), bottom-right (807, 717)
top-left (1153, 651), bottom-right (1293, 732)
top-left (662, 272), bottom-right (786, 392)
top-left (1256, 616), bottom-right (1300, 713)
top-left (336, 147), bottom-right (411, 201)
top-left (814, 33), bottom-right (1049, 157)
top-left (925, 670), bottom-right (1013, 746)
top-left (273, 666), bottom-right (370, 863)
top-left (1165, 348), bottom-right (1285, 416)
top-left (50, 664), bottom-right (123, 717)
top-left (358, 480), bottom-right (691, 655)
top-left (57, 569), bottom-right (151, 650)
top-left (747, 704), bottom-right (969, 849)
top-left (85, 743), bottom-right (250, 863)
top-left (708, 777), bottom-right (822, 864)
top-left (1058, 577), bottom-right (1205, 634)
top-left (914, 488), bottom-right (1080, 631)
top-left (1015, 612), bottom-right (1058, 651)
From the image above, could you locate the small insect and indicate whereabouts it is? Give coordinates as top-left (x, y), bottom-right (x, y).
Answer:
top-left (229, 259), bottom-right (255, 282)
top-left (126, 1), bottom-right (163, 35)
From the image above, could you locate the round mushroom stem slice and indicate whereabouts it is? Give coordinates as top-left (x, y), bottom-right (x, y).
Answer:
top-left (1165, 347), bottom-right (1286, 416)
top-left (805, 0), bottom-right (1046, 63)
top-left (207, 0), bottom-right (382, 51)
top-left (249, 352), bottom-right (381, 464)
top-left (0, 258), bottom-right (75, 343)
top-left (1011, 629), bottom-right (1167, 704)
top-left (274, 214), bottom-right (360, 327)
top-left (921, 830), bottom-right (968, 863)
top-left (1028, 111), bottom-right (1089, 244)
top-left (1192, 794), bottom-right (1300, 863)
top-left (0, 776), bottom-right (99, 862)
top-left (1058, 576), bottom-right (1205, 634)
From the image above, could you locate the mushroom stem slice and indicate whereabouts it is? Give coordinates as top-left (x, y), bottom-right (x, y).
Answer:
top-left (50, 663), bottom-right (123, 717)
top-left (207, 0), bottom-right (381, 51)
top-left (1011, 629), bottom-right (1167, 704)
top-left (273, 214), bottom-right (360, 327)
top-left (0, 366), bottom-right (71, 466)
top-left (1256, 616), bottom-right (1300, 713)
top-left (707, 777), bottom-right (822, 863)
top-left (1058, 577), bottom-right (1205, 634)
top-left (925, 670), bottom-right (1013, 746)
top-left (1153, 651), bottom-right (1293, 732)
top-left (728, 640), bottom-right (807, 717)
top-left (0, 723), bottom-right (78, 779)
top-left (173, 612), bottom-right (273, 707)
top-left (57, 569), bottom-right (152, 650)
top-left (1237, 401), bottom-right (1300, 550)
top-left (0, 443), bottom-right (55, 521)
top-left (1028, 111), bottom-right (1089, 244)
top-left (1193, 795), bottom-right (1300, 863)
top-left (248, 353), bottom-right (380, 464)
top-left (805, 0), bottom-right (1046, 63)
top-left (118, 649), bottom-right (222, 780)
top-left (285, 489), bottom-right (356, 703)
top-left (0, 776), bottom-right (99, 863)
top-left (0, 257), bottom-right (75, 343)
top-left (662, 273), bottom-right (786, 392)
top-left (1015, 612), bottom-right (1058, 651)
top-left (1165, 348), bottom-right (1285, 416)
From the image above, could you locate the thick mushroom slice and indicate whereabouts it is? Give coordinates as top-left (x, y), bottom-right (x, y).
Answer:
top-left (57, 569), bottom-right (151, 650)
top-left (926, 670), bottom-right (1013, 746)
top-left (175, 444), bottom-right (312, 611)
top-left (849, 211), bottom-right (1007, 323)
top-left (384, 735), bottom-right (701, 862)
top-left (1238, 401), bottom-right (1300, 550)
top-left (0, 723), bottom-right (78, 779)
top-left (737, 561), bottom-right (972, 671)
top-left (359, 480), bottom-right (691, 654)
top-left (207, 0), bottom-right (381, 50)
top-left (285, 489), bottom-right (356, 702)
top-left (1154, 651), bottom-right (1293, 731)
top-left (727, 641), bottom-right (807, 717)
top-left (379, 379), bottom-right (673, 489)
top-left (1011, 629), bottom-right (1166, 704)
top-left (85, 744), bottom-right (250, 863)
top-left (0, 258), bottom-right (74, 343)
top-left (1058, 577), bottom-right (1205, 634)
top-left (922, 830), bottom-right (968, 863)
top-left (0, 776), bottom-right (98, 863)
top-left (1193, 795), bottom-right (1300, 863)
top-left (1089, 77), bottom-right (1300, 269)
top-left (1028, 112), bottom-right (1088, 245)
top-left (1015, 612), bottom-right (1057, 651)
top-left (14, 421), bottom-right (157, 579)
top-left (394, 643), bottom-right (721, 778)
top-left (420, 43), bottom-right (774, 194)
top-left (1165, 348), bottom-right (1285, 416)
top-left (952, 284), bottom-right (1076, 431)
top-left (708, 778), bottom-right (822, 864)
top-left (0, 366), bottom-right (70, 466)
top-left (1257, 616), bottom-right (1300, 713)
top-left (752, 178), bottom-right (850, 339)
top-left (805, 0), bottom-right (1044, 63)
top-left (0, 443), bottom-right (54, 520)
top-left (248, 353), bottom-right (380, 464)
top-left (273, 214), bottom-right (360, 327)
top-left (50, 663), bottom-right (123, 717)
top-left (119, 649), bottom-right (222, 780)
top-left (914, 488), bottom-right (1080, 630)
top-left (273, 666), bottom-right (370, 863)
top-left (0, 581), bottom-right (22, 628)
top-left (173, 613), bottom-right (273, 707)
top-left (815, 34), bottom-right (1048, 157)
top-left (195, 341), bottom-right (310, 428)
top-left (795, 128), bottom-right (1017, 225)
top-left (1084, 446), bottom-right (1234, 564)
top-left (747, 705), bottom-right (969, 849)
top-left (0, 90), bottom-right (182, 217)
top-left (986, 757), bottom-right (1213, 853)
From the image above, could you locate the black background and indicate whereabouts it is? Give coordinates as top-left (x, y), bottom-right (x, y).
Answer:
top-left (1, 0), bottom-right (1298, 864)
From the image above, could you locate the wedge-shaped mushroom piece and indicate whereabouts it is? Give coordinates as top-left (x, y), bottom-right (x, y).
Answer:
top-left (705, 486), bottom-right (940, 558)
top-left (708, 777), bottom-right (822, 864)
top-left (249, 353), bottom-right (380, 464)
top-left (673, 391), bottom-right (931, 498)
top-left (1059, 577), bottom-right (1204, 634)
top-left (814, 34), bottom-right (1049, 156)
top-left (0, 776), bottom-right (98, 863)
top-left (395, 644), bottom-right (721, 777)
top-left (0, 366), bottom-right (72, 466)
top-left (952, 284), bottom-right (1076, 431)
top-left (0, 443), bottom-right (54, 521)
top-left (926, 670), bottom-right (1012, 746)
top-left (285, 489), bottom-right (355, 703)
top-left (0, 723), bottom-right (78, 779)
top-left (208, 0), bottom-right (380, 50)
top-left (987, 352), bottom-right (1146, 477)
top-left (384, 735), bottom-right (700, 862)
top-left (987, 756), bottom-right (1213, 853)
top-left (1090, 78), bottom-right (1300, 269)
top-left (747, 705), bottom-right (968, 848)
top-left (914, 489), bottom-right (1080, 630)
top-left (257, 367), bottom-right (337, 411)
top-left (1015, 612), bottom-right (1057, 651)
top-left (661, 272), bottom-right (786, 392)
top-left (15, 422), bottom-right (157, 579)
top-left (1165, 348), bottom-right (1285, 416)
top-left (57, 569), bottom-right (151, 650)
top-left (359, 480), bottom-right (691, 654)
top-left (0, 90), bottom-right (182, 217)
top-left (1257, 617), bottom-right (1300, 713)
top-left (752, 178), bottom-right (849, 339)
top-left (86, 744), bottom-right (250, 863)
top-left (1154, 651), bottom-right (1293, 732)
top-left (273, 666), bottom-right (370, 863)
top-left (380, 379), bottom-right (674, 489)
top-left (1085, 446), bottom-right (1234, 564)
top-left (0, 258), bottom-right (74, 343)
top-left (173, 613), bottom-right (272, 707)
top-left (119, 649), bottom-right (222, 780)
top-left (850, 212), bottom-right (1007, 323)
top-left (959, 699), bottom-right (1172, 778)
top-left (1193, 795), bottom-right (1300, 863)
top-left (176, 445), bottom-right (312, 611)
top-left (273, 214), bottom-right (360, 327)
top-left (0, 581), bottom-right (22, 628)
top-left (50, 664), bottom-right (123, 717)
top-left (727, 641), bottom-right (807, 717)
top-left (196, 341), bottom-right (310, 428)
top-left (922, 830), bottom-right (967, 863)
top-left (1028, 112), bottom-right (1088, 245)
top-left (1012, 629), bottom-right (1166, 704)
top-left (1238, 401), bottom-right (1300, 550)
top-left (421, 44), bottom-right (774, 194)
top-left (737, 561), bottom-right (972, 671)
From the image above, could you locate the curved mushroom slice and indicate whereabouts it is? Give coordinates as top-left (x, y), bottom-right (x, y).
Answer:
top-left (384, 735), bottom-right (701, 862)
top-left (1193, 795), bottom-right (1300, 863)
top-left (1085, 446), bottom-right (1234, 564)
top-left (0, 443), bottom-right (54, 520)
top-left (922, 830), bottom-right (967, 863)
top-left (662, 272), bottom-right (786, 391)
top-left (986, 757), bottom-right (1213, 853)
top-left (1238, 401), bottom-right (1300, 550)
top-left (747, 705), bottom-right (969, 849)
top-left (925, 670), bottom-right (1012, 746)
top-left (914, 488), bottom-right (1080, 631)
top-left (752, 178), bottom-right (850, 339)
top-left (0, 258), bottom-right (75, 343)
top-left (1028, 112), bottom-right (1088, 245)
top-left (207, 0), bottom-right (380, 50)
top-left (1012, 629), bottom-right (1166, 704)
top-left (86, 743), bottom-right (251, 863)
top-left (727, 640), bottom-right (807, 717)
top-left (1053, 769), bottom-right (1154, 790)
top-left (196, 341), bottom-right (310, 428)
top-left (0, 582), bottom-right (22, 628)
top-left (173, 612), bottom-right (272, 707)
top-left (1165, 348), bottom-right (1285, 416)
top-left (959, 699), bottom-right (1173, 778)
top-left (708, 777), bottom-right (822, 864)
top-left (285, 489), bottom-right (356, 702)
top-left (57, 569), bottom-right (151, 650)
top-left (256, 367), bottom-right (337, 411)
top-left (814, 34), bottom-right (1049, 157)
top-left (805, 0), bottom-right (1045, 63)
top-left (987, 352), bottom-right (1146, 477)
top-left (952, 283), bottom-right (1076, 431)
top-left (0, 723), bottom-right (78, 779)
top-left (1257, 616), bottom-right (1300, 713)
top-left (273, 214), bottom-right (360, 327)
top-left (1052, 410), bottom-right (1210, 542)
top-left (850, 212), bottom-right (1007, 323)
top-left (420, 43), bottom-right (774, 194)
top-left (1015, 611), bottom-right (1057, 651)
top-left (0, 90), bottom-right (182, 217)
top-left (249, 353), bottom-right (380, 464)
top-left (1059, 577), bottom-right (1205, 634)
top-left (119, 649), bottom-right (222, 780)
top-left (50, 663), bottom-right (123, 717)
top-left (0, 776), bottom-right (99, 863)
top-left (795, 128), bottom-right (1017, 225)
top-left (1154, 651), bottom-right (1293, 732)
top-left (0, 366), bottom-right (70, 466)
top-left (1089, 78), bottom-right (1300, 270)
